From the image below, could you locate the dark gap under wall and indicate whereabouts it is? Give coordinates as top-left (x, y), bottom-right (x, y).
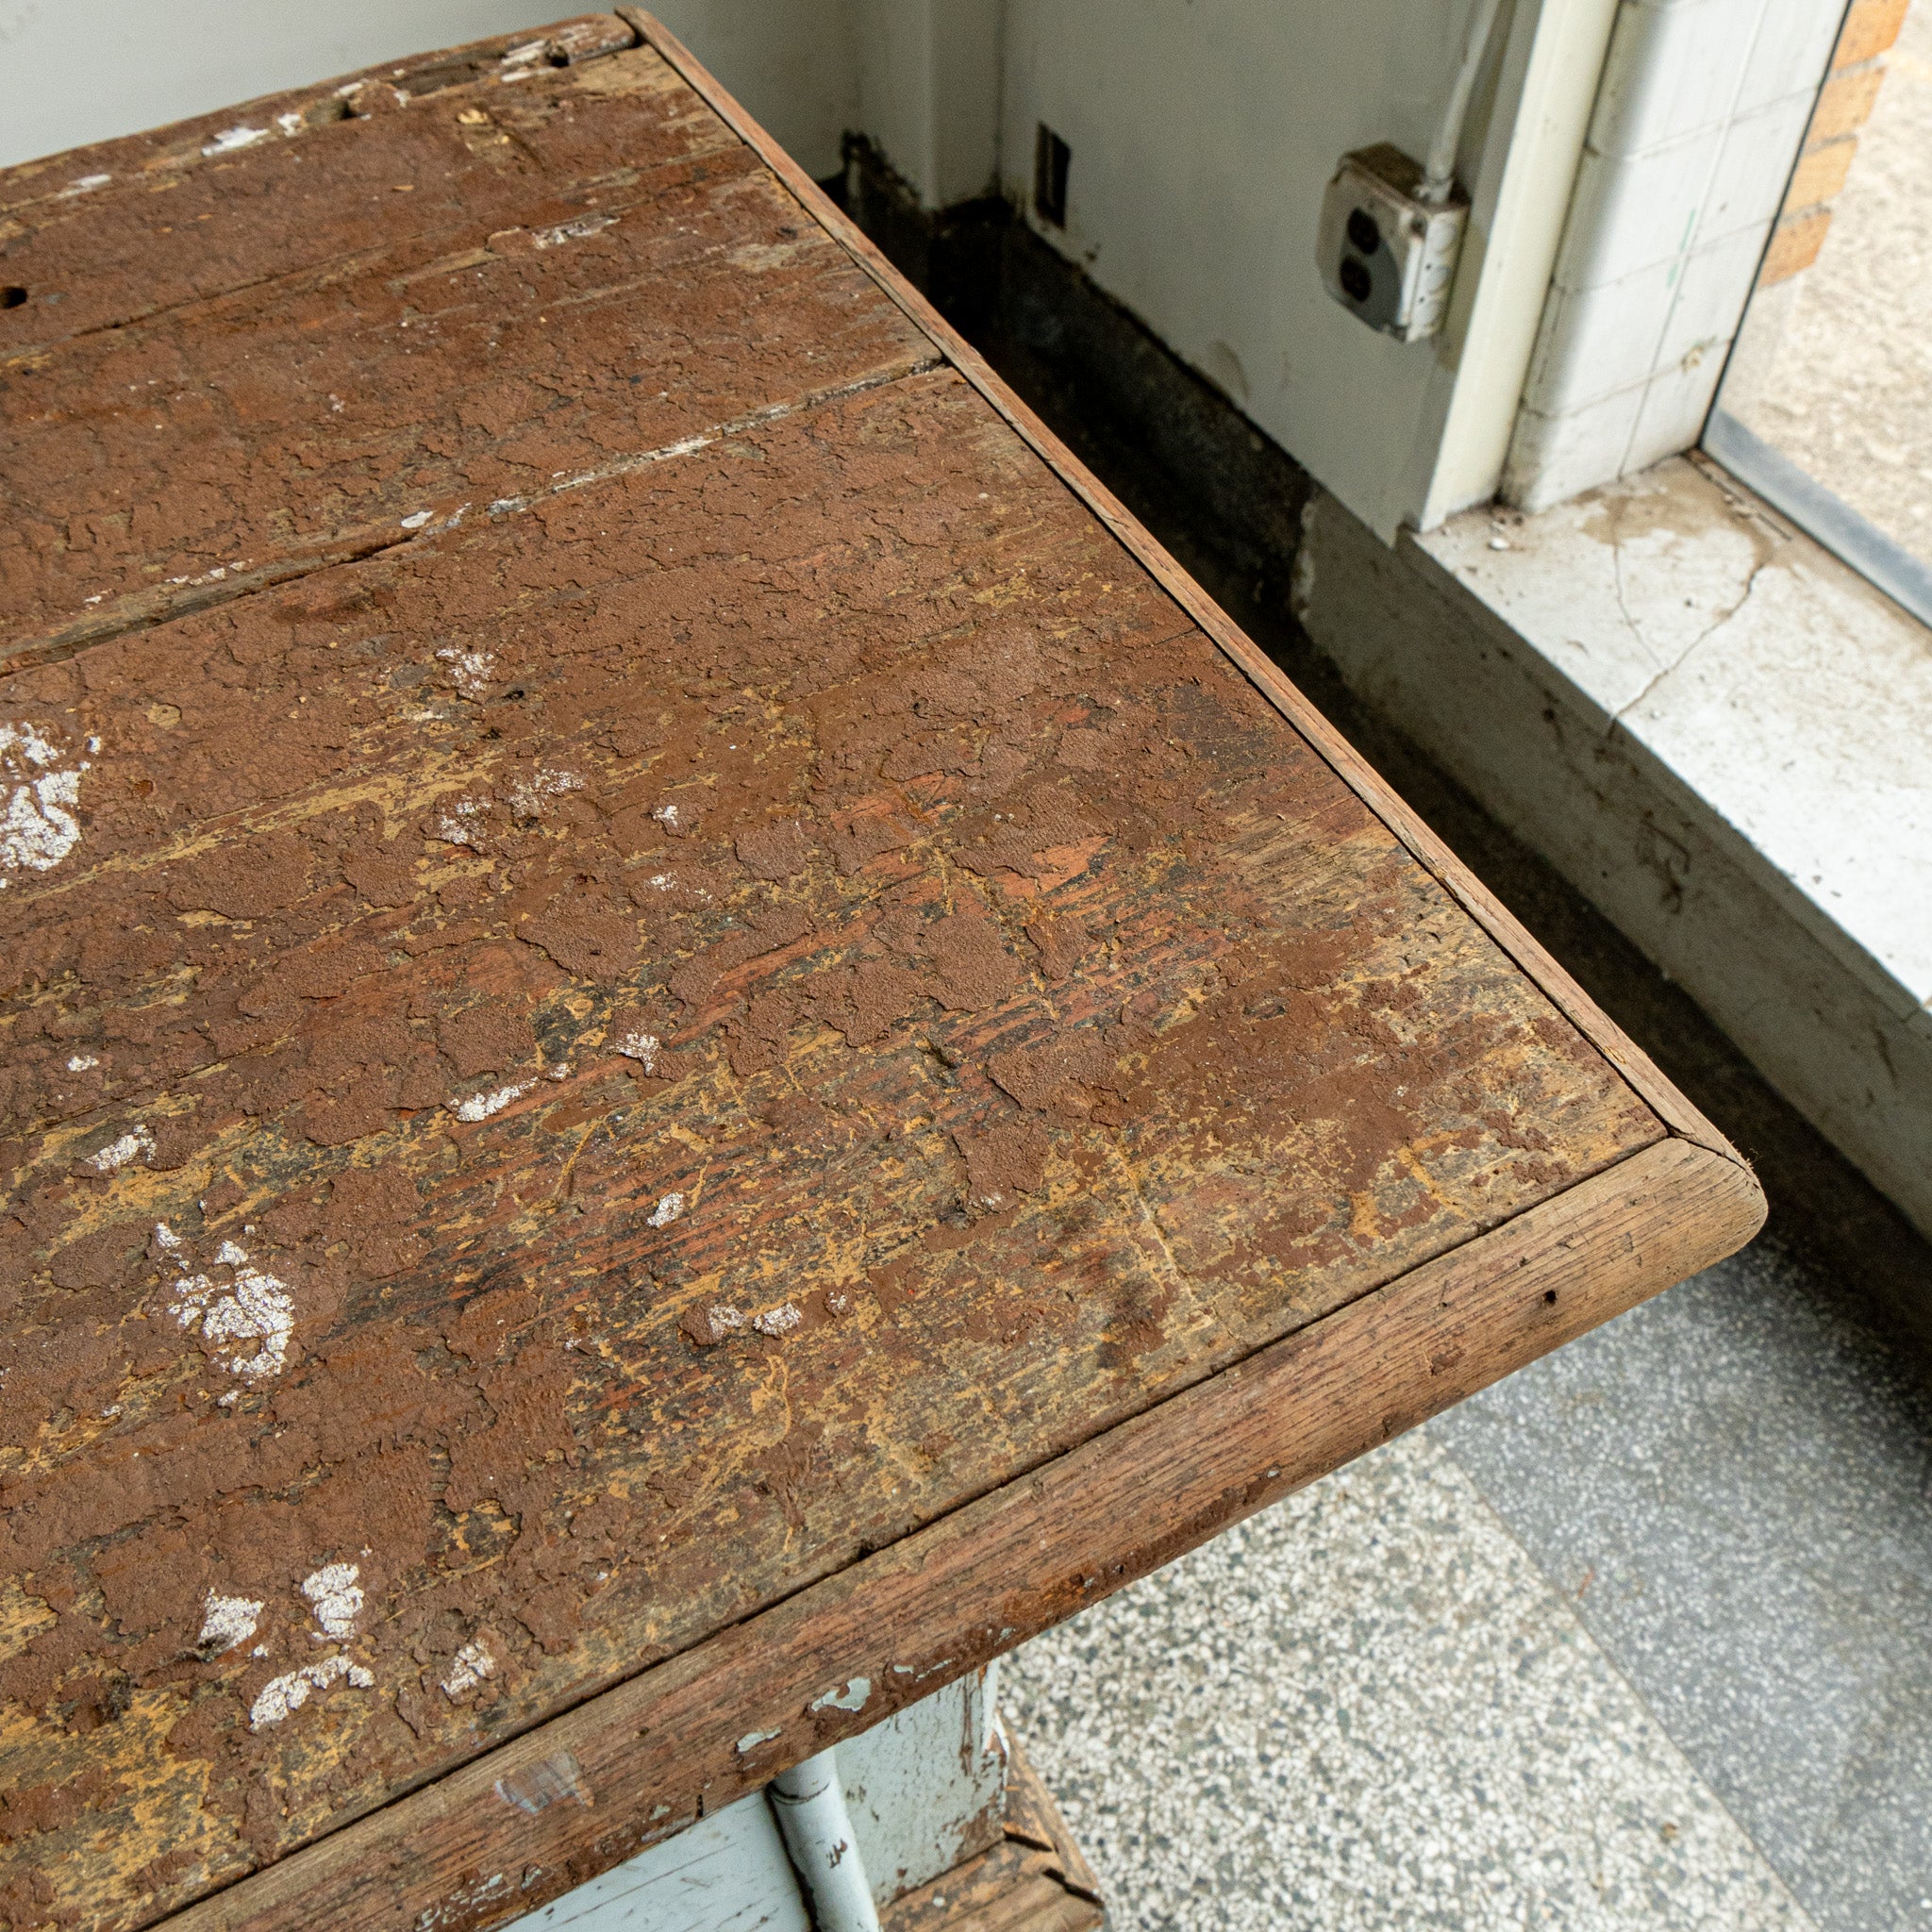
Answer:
top-left (825, 136), bottom-right (1932, 1357)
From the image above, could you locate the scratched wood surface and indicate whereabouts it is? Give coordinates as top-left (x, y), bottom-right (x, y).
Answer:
top-left (0, 18), bottom-right (1757, 1932)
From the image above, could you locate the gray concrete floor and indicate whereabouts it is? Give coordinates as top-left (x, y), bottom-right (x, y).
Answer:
top-left (1724, 0), bottom-right (1932, 558)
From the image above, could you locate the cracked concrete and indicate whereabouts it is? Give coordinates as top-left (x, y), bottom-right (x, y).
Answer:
top-left (1419, 459), bottom-right (1931, 1014)
top-left (1606, 556), bottom-right (1773, 731)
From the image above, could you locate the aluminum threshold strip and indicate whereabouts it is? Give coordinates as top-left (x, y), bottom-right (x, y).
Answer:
top-left (1704, 408), bottom-right (1932, 633)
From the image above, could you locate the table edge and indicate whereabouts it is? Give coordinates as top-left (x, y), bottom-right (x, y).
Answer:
top-left (149, 1134), bottom-right (1763, 1932)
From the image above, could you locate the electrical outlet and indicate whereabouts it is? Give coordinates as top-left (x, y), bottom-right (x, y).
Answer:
top-left (1316, 144), bottom-right (1468, 343)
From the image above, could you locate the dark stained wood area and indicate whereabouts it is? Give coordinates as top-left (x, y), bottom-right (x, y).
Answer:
top-left (0, 15), bottom-right (1763, 1932)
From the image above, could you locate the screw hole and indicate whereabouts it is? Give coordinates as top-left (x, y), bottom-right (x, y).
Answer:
top-left (1542, 1289), bottom-right (1557, 1305)
top-left (0, 287), bottom-right (26, 309)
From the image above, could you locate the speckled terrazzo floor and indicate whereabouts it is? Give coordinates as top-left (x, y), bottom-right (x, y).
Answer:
top-left (1005, 1433), bottom-right (1813, 1932)
top-left (1005, 1213), bottom-right (1932, 1932)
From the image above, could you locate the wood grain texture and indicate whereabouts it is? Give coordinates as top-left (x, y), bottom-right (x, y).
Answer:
top-left (0, 19), bottom-right (644, 354)
top-left (881, 1736), bottom-right (1103, 1932)
top-left (886, 1850), bottom-right (1100, 1932)
top-left (996, 1734), bottom-right (1103, 1908)
top-left (146, 1138), bottom-right (1761, 1932)
top-left (615, 8), bottom-right (1740, 1168)
top-left (0, 21), bottom-right (1763, 1932)
top-left (1, 34), bottom-right (941, 667)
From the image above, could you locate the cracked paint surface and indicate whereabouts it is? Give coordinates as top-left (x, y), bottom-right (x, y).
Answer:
top-left (0, 22), bottom-right (1663, 1932)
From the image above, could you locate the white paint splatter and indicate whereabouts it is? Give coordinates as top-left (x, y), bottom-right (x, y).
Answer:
top-left (202, 125), bottom-right (270, 156)
top-left (198, 1591), bottom-right (264, 1654)
top-left (751, 1302), bottom-right (802, 1338)
top-left (809, 1675), bottom-right (872, 1714)
top-left (614, 1031), bottom-right (659, 1071)
top-left (708, 1305), bottom-right (743, 1333)
top-left (506, 766), bottom-right (583, 822)
top-left (158, 1224), bottom-right (296, 1383)
top-left (86, 1124), bottom-right (156, 1174)
top-left (652, 803), bottom-right (680, 828)
top-left (60, 173), bottom-right (111, 196)
top-left (736, 1726), bottom-right (781, 1754)
top-left (275, 110), bottom-right (304, 136)
top-left (400, 509), bottom-right (433, 530)
top-left (487, 496), bottom-right (524, 515)
top-left (66, 1054), bottom-right (99, 1072)
top-left (448, 1080), bottom-right (533, 1123)
top-left (248, 1653), bottom-right (375, 1730)
top-left (434, 798), bottom-right (488, 847)
top-left (415, 1874), bottom-right (514, 1932)
top-left (533, 212), bottom-right (614, 248)
top-left (435, 646), bottom-right (496, 698)
top-left (441, 1641), bottom-right (495, 1697)
top-left (1, 722), bottom-right (91, 886)
top-left (647, 1191), bottom-right (684, 1228)
top-left (302, 1561), bottom-right (364, 1641)
top-left (645, 873), bottom-right (675, 891)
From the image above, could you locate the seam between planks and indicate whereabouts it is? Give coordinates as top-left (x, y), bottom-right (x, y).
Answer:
top-left (0, 357), bottom-right (942, 675)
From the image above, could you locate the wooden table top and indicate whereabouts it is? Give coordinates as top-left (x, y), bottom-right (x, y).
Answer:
top-left (0, 16), bottom-right (1763, 1932)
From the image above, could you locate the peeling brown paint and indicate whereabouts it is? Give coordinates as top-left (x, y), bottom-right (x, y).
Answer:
top-left (0, 25), bottom-right (1663, 1932)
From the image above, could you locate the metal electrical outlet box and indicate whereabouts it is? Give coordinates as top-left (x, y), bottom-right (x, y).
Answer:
top-left (1316, 143), bottom-right (1468, 342)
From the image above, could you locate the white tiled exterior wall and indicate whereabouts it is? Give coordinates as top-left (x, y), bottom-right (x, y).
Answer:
top-left (1503, 0), bottom-right (1844, 512)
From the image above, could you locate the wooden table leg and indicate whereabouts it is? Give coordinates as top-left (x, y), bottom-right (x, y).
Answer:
top-left (879, 1733), bottom-right (1106, 1932)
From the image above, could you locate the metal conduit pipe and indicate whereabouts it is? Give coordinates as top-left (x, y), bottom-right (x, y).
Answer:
top-left (1420, 0), bottom-right (1507, 202)
top-left (769, 1747), bottom-right (881, 1932)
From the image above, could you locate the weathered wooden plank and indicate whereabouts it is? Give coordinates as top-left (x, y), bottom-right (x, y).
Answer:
top-left (0, 22), bottom-right (675, 355)
top-left (0, 21), bottom-right (1764, 1932)
top-left (0, 148), bottom-right (935, 664)
top-left (1, 108), bottom-right (930, 663)
top-left (142, 1138), bottom-right (1763, 1932)
top-left (0, 370), bottom-right (1663, 1930)
top-left (616, 8), bottom-right (1740, 1164)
